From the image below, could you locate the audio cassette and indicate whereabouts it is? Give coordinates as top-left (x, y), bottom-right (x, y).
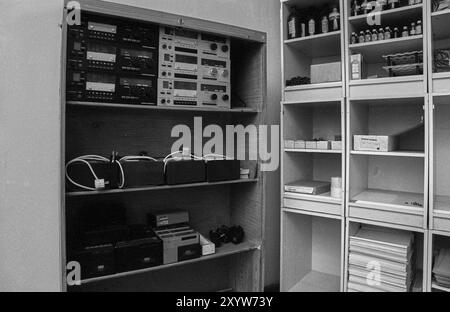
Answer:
top-left (117, 77), bottom-right (157, 105)
top-left (68, 41), bottom-right (117, 71)
top-left (121, 23), bottom-right (159, 48)
top-left (67, 71), bottom-right (116, 102)
top-left (199, 33), bottom-right (230, 59)
top-left (118, 48), bottom-right (158, 75)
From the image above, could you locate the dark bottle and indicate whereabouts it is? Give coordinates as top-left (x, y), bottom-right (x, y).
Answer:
top-left (352, 0), bottom-right (361, 16)
top-left (393, 27), bottom-right (400, 38)
top-left (287, 6), bottom-right (300, 39)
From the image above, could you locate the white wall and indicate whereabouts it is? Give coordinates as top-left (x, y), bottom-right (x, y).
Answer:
top-left (0, 0), bottom-right (65, 291)
top-left (0, 0), bottom-right (281, 290)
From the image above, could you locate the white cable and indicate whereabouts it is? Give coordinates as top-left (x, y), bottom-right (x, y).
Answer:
top-left (66, 154), bottom-right (125, 191)
top-left (203, 154), bottom-right (233, 160)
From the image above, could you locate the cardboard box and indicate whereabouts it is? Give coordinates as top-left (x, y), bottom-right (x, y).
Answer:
top-left (306, 141), bottom-right (318, 149)
top-left (311, 62), bottom-right (342, 84)
top-left (317, 141), bottom-right (330, 150)
top-left (294, 140), bottom-right (306, 149)
top-left (331, 141), bottom-right (343, 150)
top-left (284, 140), bottom-right (295, 149)
top-left (354, 135), bottom-right (397, 152)
top-left (351, 54), bottom-right (365, 80)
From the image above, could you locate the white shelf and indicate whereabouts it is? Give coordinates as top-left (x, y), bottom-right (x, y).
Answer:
top-left (348, 4), bottom-right (423, 26)
top-left (350, 189), bottom-right (424, 212)
top-left (285, 148), bottom-right (343, 154)
top-left (348, 75), bottom-right (425, 99)
top-left (288, 271), bottom-right (340, 292)
top-left (284, 191), bottom-right (341, 205)
top-left (349, 35), bottom-right (423, 63)
top-left (350, 150), bottom-right (425, 158)
top-left (432, 72), bottom-right (450, 95)
top-left (284, 31), bottom-right (341, 58)
top-left (284, 82), bottom-right (344, 103)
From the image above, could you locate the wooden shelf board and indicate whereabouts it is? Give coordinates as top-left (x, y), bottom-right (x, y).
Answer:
top-left (285, 148), bottom-right (342, 154)
top-left (78, 241), bottom-right (260, 285)
top-left (349, 35), bottom-right (423, 63)
top-left (66, 179), bottom-right (259, 197)
top-left (284, 31), bottom-right (341, 58)
top-left (350, 189), bottom-right (424, 212)
top-left (282, 99), bottom-right (342, 106)
top-left (350, 150), bottom-right (425, 158)
top-left (432, 9), bottom-right (450, 40)
top-left (349, 4), bottom-right (423, 28)
top-left (67, 101), bottom-right (260, 114)
top-left (288, 271), bottom-right (340, 292)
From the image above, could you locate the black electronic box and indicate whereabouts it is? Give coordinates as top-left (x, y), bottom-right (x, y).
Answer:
top-left (165, 159), bottom-right (206, 185)
top-left (66, 12), bottom-right (159, 105)
top-left (66, 160), bottom-right (119, 191)
top-left (206, 159), bottom-right (240, 182)
top-left (70, 244), bottom-right (115, 279)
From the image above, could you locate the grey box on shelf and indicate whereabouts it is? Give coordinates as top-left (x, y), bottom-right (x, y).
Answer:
top-left (311, 62), bottom-right (342, 84)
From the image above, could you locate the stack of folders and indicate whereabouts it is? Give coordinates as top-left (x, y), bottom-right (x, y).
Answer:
top-left (347, 226), bottom-right (415, 292)
top-left (433, 248), bottom-right (450, 288)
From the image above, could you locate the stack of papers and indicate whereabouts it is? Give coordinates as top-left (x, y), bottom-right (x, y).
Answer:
top-left (433, 249), bottom-right (450, 288)
top-left (348, 226), bottom-right (415, 292)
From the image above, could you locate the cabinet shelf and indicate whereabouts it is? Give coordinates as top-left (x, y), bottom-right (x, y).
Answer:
top-left (77, 241), bottom-right (259, 285)
top-left (350, 150), bottom-right (425, 158)
top-left (67, 101), bottom-right (260, 114)
top-left (285, 148), bottom-right (343, 154)
top-left (348, 4), bottom-right (423, 27)
top-left (349, 35), bottom-right (423, 63)
top-left (350, 189), bottom-right (424, 211)
top-left (66, 179), bottom-right (259, 197)
top-left (284, 31), bottom-right (341, 58)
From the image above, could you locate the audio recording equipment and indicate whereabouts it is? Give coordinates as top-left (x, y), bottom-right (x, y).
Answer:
top-left (67, 12), bottom-right (159, 105)
top-left (158, 27), bottom-right (231, 108)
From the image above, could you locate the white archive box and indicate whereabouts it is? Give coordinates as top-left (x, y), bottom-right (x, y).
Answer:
top-left (331, 141), bottom-right (342, 150)
top-left (294, 140), bottom-right (306, 149)
top-left (316, 141), bottom-right (330, 150)
top-left (306, 141), bottom-right (317, 149)
top-left (199, 234), bottom-right (215, 256)
top-left (354, 135), bottom-right (397, 152)
top-left (284, 140), bottom-right (295, 149)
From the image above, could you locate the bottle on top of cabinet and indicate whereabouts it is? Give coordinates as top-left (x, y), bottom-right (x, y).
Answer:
top-left (329, 6), bottom-right (340, 31)
top-left (384, 27), bottom-right (392, 39)
top-left (416, 20), bottom-right (422, 35)
top-left (402, 26), bottom-right (409, 37)
top-left (307, 8), bottom-right (317, 36)
top-left (287, 6), bottom-right (300, 39)
top-left (359, 31), bottom-right (366, 43)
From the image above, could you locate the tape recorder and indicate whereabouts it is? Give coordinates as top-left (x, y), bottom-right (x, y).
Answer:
top-left (67, 71), bottom-right (157, 104)
top-left (67, 13), bottom-right (159, 105)
top-left (158, 27), bottom-right (231, 108)
top-left (158, 78), bottom-right (230, 108)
